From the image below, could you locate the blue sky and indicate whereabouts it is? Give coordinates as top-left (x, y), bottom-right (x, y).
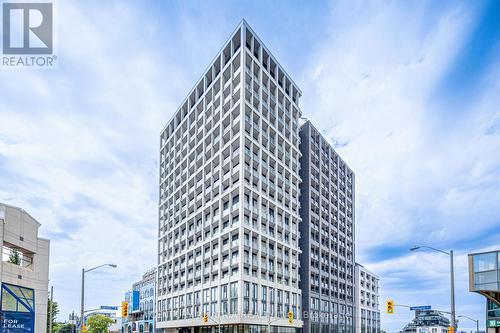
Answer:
top-left (0, 0), bottom-right (499, 331)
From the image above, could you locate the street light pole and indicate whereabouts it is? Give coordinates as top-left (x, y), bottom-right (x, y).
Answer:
top-left (49, 285), bottom-right (54, 333)
top-left (410, 246), bottom-right (456, 331)
top-left (79, 264), bottom-right (117, 333)
top-left (80, 268), bottom-right (85, 333)
top-left (450, 250), bottom-right (456, 331)
top-left (458, 315), bottom-right (479, 333)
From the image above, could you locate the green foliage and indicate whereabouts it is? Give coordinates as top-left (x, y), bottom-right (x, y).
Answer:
top-left (54, 323), bottom-right (76, 333)
top-left (8, 249), bottom-right (21, 265)
top-left (47, 298), bottom-right (60, 332)
top-left (87, 315), bottom-right (114, 333)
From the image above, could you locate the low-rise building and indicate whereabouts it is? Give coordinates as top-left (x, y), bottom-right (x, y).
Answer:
top-left (487, 300), bottom-right (499, 333)
top-left (355, 264), bottom-right (380, 333)
top-left (468, 250), bottom-right (500, 333)
top-left (122, 268), bottom-right (156, 333)
top-left (0, 203), bottom-right (50, 333)
top-left (400, 309), bottom-right (450, 333)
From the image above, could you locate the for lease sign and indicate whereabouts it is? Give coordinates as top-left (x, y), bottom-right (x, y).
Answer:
top-left (1, 312), bottom-right (33, 333)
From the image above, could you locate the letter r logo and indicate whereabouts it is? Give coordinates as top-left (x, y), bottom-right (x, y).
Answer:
top-left (2, 3), bottom-right (53, 54)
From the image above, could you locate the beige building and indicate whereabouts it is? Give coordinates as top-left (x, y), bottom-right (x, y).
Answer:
top-left (0, 203), bottom-right (50, 333)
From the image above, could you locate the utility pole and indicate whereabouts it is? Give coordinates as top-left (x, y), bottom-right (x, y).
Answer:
top-left (79, 263), bottom-right (117, 333)
top-left (410, 246), bottom-right (456, 331)
top-left (80, 268), bottom-right (85, 333)
top-left (458, 315), bottom-right (479, 333)
top-left (49, 285), bottom-right (54, 333)
top-left (450, 250), bottom-right (456, 331)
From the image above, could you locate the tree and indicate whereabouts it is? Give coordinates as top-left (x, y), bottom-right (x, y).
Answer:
top-left (8, 249), bottom-right (21, 265)
top-left (54, 323), bottom-right (76, 333)
top-left (47, 298), bottom-right (60, 332)
top-left (87, 315), bottom-right (114, 333)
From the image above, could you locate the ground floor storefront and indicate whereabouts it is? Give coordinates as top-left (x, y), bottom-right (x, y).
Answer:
top-left (161, 325), bottom-right (299, 333)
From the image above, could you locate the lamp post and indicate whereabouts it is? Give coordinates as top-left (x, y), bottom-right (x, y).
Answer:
top-left (80, 264), bottom-right (117, 333)
top-left (49, 286), bottom-right (54, 333)
top-left (458, 315), bottom-right (479, 333)
top-left (410, 246), bottom-right (455, 332)
top-left (267, 312), bottom-right (280, 333)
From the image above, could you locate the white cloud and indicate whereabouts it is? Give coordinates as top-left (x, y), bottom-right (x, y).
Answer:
top-left (0, 0), bottom-right (245, 321)
top-left (0, 0), bottom-right (194, 319)
top-left (0, 1), bottom-right (498, 331)
top-left (299, 1), bottom-right (500, 331)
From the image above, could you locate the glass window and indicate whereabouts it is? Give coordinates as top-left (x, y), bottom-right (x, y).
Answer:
top-left (2, 292), bottom-right (17, 311)
top-left (474, 253), bottom-right (497, 272)
top-left (230, 282), bottom-right (238, 298)
top-left (1, 283), bottom-right (35, 313)
top-left (475, 271), bottom-right (498, 285)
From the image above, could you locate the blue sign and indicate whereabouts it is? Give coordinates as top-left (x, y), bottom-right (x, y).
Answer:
top-left (100, 306), bottom-right (118, 310)
top-left (132, 291), bottom-right (140, 311)
top-left (1, 312), bottom-right (34, 333)
top-left (410, 305), bottom-right (432, 311)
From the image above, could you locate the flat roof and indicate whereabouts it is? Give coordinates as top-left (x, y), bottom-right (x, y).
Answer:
top-left (468, 250), bottom-right (500, 256)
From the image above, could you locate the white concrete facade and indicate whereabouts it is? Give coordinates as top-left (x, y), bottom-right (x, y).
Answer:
top-left (0, 203), bottom-right (50, 333)
top-left (157, 20), bottom-right (303, 332)
top-left (355, 264), bottom-right (380, 333)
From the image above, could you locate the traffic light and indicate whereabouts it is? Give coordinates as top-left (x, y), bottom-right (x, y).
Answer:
top-left (82, 325), bottom-right (87, 333)
top-left (386, 300), bottom-right (394, 314)
top-left (288, 311), bottom-right (294, 324)
top-left (448, 327), bottom-right (455, 333)
top-left (203, 313), bottom-right (209, 323)
top-left (122, 301), bottom-right (129, 317)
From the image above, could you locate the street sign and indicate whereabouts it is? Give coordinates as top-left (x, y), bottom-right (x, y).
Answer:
top-left (100, 305), bottom-right (118, 310)
top-left (488, 319), bottom-right (500, 328)
top-left (410, 305), bottom-right (432, 311)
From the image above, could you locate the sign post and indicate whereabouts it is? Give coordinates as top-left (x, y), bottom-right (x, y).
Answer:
top-left (100, 306), bottom-right (118, 311)
top-left (410, 306), bottom-right (432, 311)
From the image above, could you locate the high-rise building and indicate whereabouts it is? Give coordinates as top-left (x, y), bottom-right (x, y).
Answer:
top-left (0, 203), bottom-right (50, 333)
top-left (298, 121), bottom-right (356, 333)
top-left (355, 264), bottom-right (380, 333)
top-left (157, 20), bottom-right (303, 333)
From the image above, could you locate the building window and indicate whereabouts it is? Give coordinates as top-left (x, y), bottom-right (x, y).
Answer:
top-left (243, 282), bottom-right (250, 314)
top-left (252, 283), bottom-right (258, 315)
top-left (261, 286), bottom-right (267, 316)
top-left (269, 287), bottom-right (275, 316)
top-left (1, 283), bottom-right (35, 313)
top-left (230, 282), bottom-right (238, 314)
top-left (210, 287), bottom-right (218, 315)
top-left (220, 284), bottom-right (228, 315)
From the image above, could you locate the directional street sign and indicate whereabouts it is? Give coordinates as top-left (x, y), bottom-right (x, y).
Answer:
top-left (101, 305), bottom-right (118, 310)
top-left (410, 305), bottom-right (432, 311)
